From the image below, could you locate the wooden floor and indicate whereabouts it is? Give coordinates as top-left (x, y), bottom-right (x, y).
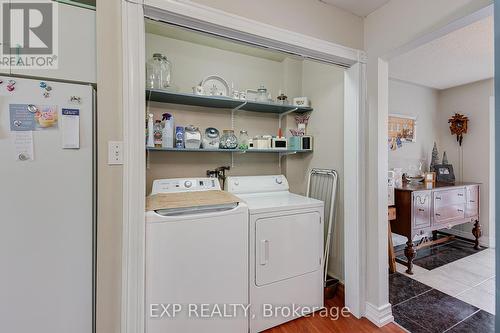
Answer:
top-left (264, 293), bottom-right (404, 333)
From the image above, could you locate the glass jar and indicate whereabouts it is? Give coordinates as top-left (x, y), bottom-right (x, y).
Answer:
top-left (202, 127), bottom-right (220, 149)
top-left (238, 130), bottom-right (249, 150)
top-left (161, 56), bottom-right (172, 89)
top-left (184, 125), bottom-right (202, 149)
top-left (146, 53), bottom-right (172, 90)
top-left (256, 85), bottom-right (268, 102)
top-left (220, 130), bottom-right (238, 149)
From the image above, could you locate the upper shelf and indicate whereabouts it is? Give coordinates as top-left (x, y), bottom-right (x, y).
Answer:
top-left (146, 89), bottom-right (313, 114)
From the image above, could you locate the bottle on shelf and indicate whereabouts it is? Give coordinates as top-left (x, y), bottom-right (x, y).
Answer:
top-left (161, 113), bottom-right (174, 148)
top-left (154, 120), bottom-right (163, 147)
top-left (147, 113), bottom-right (154, 148)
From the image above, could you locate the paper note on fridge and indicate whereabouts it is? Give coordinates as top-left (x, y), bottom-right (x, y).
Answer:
top-left (9, 104), bottom-right (59, 131)
top-left (61, 108), bottom-right (80, 149)
top-left (13, 131), bottom-right (34, 161)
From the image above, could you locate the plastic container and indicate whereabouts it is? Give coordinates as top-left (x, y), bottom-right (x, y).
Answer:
top-left (161, 113), bottom-right (174, 148)
top-left (175, 126), bottom-right (185, 148)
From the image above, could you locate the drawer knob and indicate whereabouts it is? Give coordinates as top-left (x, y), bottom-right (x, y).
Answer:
top-left (458, 209), bottom-right (464, 212)
top-left (458, 193), bottom-right (464, 197)
top-left (470, 200), bottom-right (476, 203)
top-left (418, 208), bottom-right (425, 212)
top-left (435, 213), bottom-right (441, 216)
top-left (436, 196), bottom-right (442, 200)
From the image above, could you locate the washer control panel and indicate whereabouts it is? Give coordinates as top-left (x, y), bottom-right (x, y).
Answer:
top-left (151, 178), bottom-right (221, 194)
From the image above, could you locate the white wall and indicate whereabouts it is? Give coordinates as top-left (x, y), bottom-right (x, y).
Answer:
top-left (364, 0), bottom-right (492, 324)
top-left (437, 78), bottom-right (494, 246)
top-left (388, 80), bottom-right (439, 171)
top-left (190, 0), bottom-right (364, 50)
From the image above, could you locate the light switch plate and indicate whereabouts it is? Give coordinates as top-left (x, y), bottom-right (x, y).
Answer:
top-left (108, 141), bottom-right (123, 165)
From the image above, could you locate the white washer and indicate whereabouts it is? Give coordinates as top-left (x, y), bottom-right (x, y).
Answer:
top-left (146, 178), bottom-right (249, 333)
top-left (226, 175), bottom-right (324, 333)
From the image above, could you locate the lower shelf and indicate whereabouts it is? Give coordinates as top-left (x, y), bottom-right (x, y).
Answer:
top-left (146, 147), bottom-right (312, 153)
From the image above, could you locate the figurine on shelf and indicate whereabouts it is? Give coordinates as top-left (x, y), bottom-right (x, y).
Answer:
top-left (277, 90), bottom-right (288, 105)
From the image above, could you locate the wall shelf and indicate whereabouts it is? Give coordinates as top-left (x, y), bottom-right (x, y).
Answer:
top-left (146, 89), bottom-right (313, 114)
top-left (146, 147), bottom-right (312, 154)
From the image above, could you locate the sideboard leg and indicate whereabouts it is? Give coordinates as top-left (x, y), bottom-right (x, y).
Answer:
top-left (404, 239), bottom-right (416, 275)
top-left (472, 220), bottom-right (482, 250)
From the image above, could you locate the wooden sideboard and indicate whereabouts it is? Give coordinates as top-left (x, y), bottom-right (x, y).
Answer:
top-left (391, 182), bottom-right (481, 274)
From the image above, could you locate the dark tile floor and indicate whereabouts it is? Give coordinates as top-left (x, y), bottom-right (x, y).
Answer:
top-left (389, 272), bottom-right (495, 333)
top-left (396, 238), bottom-right (485, 270)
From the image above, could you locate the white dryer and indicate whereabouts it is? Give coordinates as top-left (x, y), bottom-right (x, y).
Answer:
top-left (226, 175), bottom-right (324, 332)
top-left (146, 178), bottom-right (248, 333)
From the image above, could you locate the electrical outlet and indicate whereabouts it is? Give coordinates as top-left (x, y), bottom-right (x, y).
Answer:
top-left (108, 141), bottom-right (123, 165)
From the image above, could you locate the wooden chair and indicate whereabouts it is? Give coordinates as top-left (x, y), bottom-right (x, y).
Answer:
top-left (388, 207), bottom-right (397, 273)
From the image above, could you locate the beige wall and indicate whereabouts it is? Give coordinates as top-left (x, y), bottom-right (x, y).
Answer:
top-left (190, 0), bottom-right (364, 50)
top-left (437, 79), bottom-right (494, 245)
top-left (388, 79), bottom-right (439, 171)
top-left (96, 1), bottom-right (363, 331)
top-left (286, 61), bottom-right (345, 280)
top-left (96, 1), bottom-right (122, 333)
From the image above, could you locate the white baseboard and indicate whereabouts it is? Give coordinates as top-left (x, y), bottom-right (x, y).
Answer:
top-left (364, 302), bottom-right (393, 327)
top-left (441, 229), bottom-right (490, 248)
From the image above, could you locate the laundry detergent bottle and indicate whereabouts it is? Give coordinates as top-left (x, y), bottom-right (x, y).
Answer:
top-left (162, 113), bottom-right (174, 148)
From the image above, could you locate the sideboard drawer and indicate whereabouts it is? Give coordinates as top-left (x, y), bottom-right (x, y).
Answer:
top-left (466, 185), bottom-right (479, 217)
top-left (413, 191), bottom-right (431, 229)
top-left (434, 204), bottom-right (465, 225)
top-left (433, 188), bottom-right (466, 208)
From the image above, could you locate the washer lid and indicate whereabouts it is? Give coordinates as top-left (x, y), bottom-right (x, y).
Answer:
top-left (237, 192), bottom-right (323, 213)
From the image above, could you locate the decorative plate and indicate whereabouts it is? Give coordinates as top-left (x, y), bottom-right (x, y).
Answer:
top-left (201, 75), bottom-right (230, 97)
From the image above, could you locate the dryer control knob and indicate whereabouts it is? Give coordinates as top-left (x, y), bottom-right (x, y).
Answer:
top-left (184, 180), bottom-right (192, 188)
top-left (276, 177), bottom-right (283, 184)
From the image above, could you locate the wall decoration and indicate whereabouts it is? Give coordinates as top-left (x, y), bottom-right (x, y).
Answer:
top-left (388, 114), bottom-right (416, 145)
top-left (430, 142), bottom-right (439, 171)
top-left (448, 113), bottom-right (469, 146)
top-left (433, 164), bottom-right (456, 184)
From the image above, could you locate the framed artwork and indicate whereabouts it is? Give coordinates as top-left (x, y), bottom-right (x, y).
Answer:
top-left (388, 114), bottom-right (417, 143)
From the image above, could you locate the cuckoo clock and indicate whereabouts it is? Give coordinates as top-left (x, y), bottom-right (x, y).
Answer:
top-left (448, 113), bottom-right (469, 146)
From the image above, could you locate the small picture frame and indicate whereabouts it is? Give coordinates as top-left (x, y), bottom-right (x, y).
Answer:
top-left (424, 172), bottom-right (436, 184)
top-left (433, 164), bottom-right (456, 183)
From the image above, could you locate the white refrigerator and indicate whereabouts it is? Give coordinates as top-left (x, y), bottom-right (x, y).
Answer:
top-left (0, 76), bottom-right (95, 333)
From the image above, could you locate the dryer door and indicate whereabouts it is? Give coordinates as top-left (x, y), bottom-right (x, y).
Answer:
top-left (255, 211), bottom-right (322, 286)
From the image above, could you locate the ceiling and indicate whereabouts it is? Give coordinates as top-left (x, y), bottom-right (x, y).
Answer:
top-left (389, 15), bottom-right (493, 90)
top-left (319, 0), bottom-right (390, 17)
